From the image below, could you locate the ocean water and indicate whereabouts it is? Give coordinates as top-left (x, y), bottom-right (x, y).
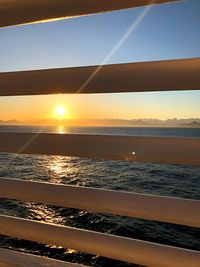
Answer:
top-left (0, 126), bottom-right (200, 267)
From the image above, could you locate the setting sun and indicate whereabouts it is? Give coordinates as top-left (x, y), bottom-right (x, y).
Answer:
top-left (55, 106), bottom-right (67, 118)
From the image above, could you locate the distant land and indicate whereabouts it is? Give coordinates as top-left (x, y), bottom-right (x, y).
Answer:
top-left (0, 119), bottom-right (19, 124)
top-left (0, 118), bottom-right (200, 127)
top-left (179, 121), bottom-right (200, 128)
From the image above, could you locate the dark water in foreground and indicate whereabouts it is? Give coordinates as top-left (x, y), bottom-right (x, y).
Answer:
top-left (0, 126), bottom-right (200, 266)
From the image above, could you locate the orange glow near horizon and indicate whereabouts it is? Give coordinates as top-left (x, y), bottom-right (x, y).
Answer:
top-left (0, 91), bottom-right (199, 125)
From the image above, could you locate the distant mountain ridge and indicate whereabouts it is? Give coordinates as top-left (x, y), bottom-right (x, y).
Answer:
top-left (0, 119), bottom-right (19, 124)
top-left (179, 121), bottom-right (200, 128)
top-left (0, 118), bottom-right (200, 127)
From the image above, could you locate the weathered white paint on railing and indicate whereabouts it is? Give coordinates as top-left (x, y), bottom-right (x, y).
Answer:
top-left (1, 58), bottom-right (200, 96)
top-left (0, 248), bottom-right (87, 267)
top-left (0, 178), bottom-right (200, 228)
top-left (0, 132), bottom-right (199, 165)
top-left (0, 0), bottom-right (180, 28)
top-left (0, 215), bottom-right (200, 267)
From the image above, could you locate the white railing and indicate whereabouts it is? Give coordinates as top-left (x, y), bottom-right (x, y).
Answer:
top-left (0, 214), bottom-right (200, 267)
top-left (0, 178), bottom-right (200, 228)
top-left (0, 0), bottom-right (200, 266)
top-left (0, 248), bottom-right (87, 267)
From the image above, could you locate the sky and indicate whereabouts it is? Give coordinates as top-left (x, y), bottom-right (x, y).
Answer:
top-left (0, 0), bottom-right (200, 123)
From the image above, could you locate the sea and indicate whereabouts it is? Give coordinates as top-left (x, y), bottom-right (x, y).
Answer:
top-left (0, 125), bottom-right (200, 267)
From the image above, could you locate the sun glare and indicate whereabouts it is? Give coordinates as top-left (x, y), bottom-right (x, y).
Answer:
top-left (55, 106), bottom-right (67, 118)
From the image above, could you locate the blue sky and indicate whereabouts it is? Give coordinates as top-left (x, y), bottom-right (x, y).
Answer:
top-left (0, 0), bottom-right (200, 121)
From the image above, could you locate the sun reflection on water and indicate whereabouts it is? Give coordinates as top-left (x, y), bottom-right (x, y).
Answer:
top-left (21, 154), bottom-right (89, 254)
top-left (50, 159), bottom-right (63, 175)
top-left (25, 202), bottom-right (64, 225)
top-left (47, 155), bottom-right (79, 184)
top-left (57, 125), bottom-right (65, 134)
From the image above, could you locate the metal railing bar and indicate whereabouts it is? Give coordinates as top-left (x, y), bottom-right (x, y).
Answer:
top-left (0, 0), bottom-right (180, 28)
top-left (1, 58), bottom-right (200, 96)
top-left (0, 178), bottom-right (200, 228)
top-left (0, 215), bottom-right (200, 267)
top-left (0, 248), bottom-right (88, 267)
top-left (0, 132), bottom-right (199, 165)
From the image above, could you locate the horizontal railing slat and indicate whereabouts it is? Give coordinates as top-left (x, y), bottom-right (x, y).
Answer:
top-left (0, 215), bottom-right (200, 267)
top-left (0, 132), bottom-right (199, 165)
top-left (0, 0), bottom-right (180, 28)
top-left (0, 178), bottom-right (199, 227)
top-left (0, 248), bottom-right (87, 267)
top-left (1, 58), bottom-right (200, 96)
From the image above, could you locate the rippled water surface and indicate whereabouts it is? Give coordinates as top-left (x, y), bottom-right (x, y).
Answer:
top-left (0, 126), bottom-right (200, 266)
